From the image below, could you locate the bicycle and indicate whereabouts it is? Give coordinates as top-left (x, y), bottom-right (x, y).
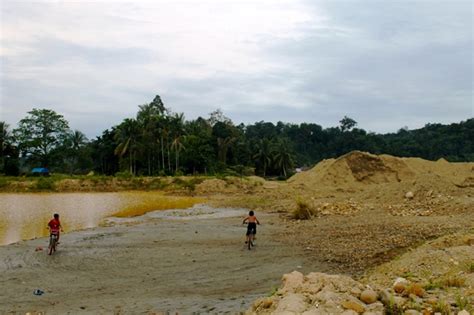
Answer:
top-left (244, 222), bottom-right (257, 250)
top-left (48, 232), bottom-right (59, 255)
top-left (247, 230), bottom-right (255, 250)
top-left (47, 213), bottom-right (63, 256)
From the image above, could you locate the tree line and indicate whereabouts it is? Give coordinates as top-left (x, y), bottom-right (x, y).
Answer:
top-left (1, 95), bottom-right (473, 177)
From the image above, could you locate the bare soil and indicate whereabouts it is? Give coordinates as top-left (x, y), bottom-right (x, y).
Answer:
top-left (0, 207), bottom-right (329, 314)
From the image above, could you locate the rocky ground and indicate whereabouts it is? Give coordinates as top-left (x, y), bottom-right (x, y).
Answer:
top-left (208, 152), bottom-right (474, 314)
top-left (247, 232), bottom-right (474, 314)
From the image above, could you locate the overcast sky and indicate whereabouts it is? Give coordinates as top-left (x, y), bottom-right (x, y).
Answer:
top-left (1, 0), bottom-right (472, 139)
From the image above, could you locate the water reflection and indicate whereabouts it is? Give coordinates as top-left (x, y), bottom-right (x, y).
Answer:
top-left (0, 192), bottom-right (202, 245)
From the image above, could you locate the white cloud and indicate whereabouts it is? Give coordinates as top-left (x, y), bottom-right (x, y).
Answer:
top-left (1, 0), bottom-right (472, 137)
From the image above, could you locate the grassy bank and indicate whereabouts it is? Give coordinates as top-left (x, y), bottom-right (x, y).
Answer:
top-left (0, 174), bottom-right (209, 193)
top-left (0, 174), bottom-right (265, 195)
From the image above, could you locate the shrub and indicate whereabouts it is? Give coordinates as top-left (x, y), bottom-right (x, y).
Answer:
top-left (148, 178), bottom-right (166, 190)
top-left (115, 171), bottom-right (133, 179)
top-left (0, 177), bottom-right (10, 188)
top-left (36, 177), bottom-right (55, 190)
top-left (467, 262), bottom-right (474, 273)
top-left (385, 296), bottom-right (403, 315)
top-left (442, 276), bottom-right (465, 288)
top-left (443, 276), bottom-right (466, 288)
top-left (432, 299), bottom-right (451, 314)
top-left (456, 295), bottom-right (473, 312)
top-left (423, 281), bottom-right (441, 291)
top-left (229, 165), bottom-right (255, 177)
top-left (292, 200), bottom-right (317, 220)
top-left (130, 177), bottom-right (144, 188)
top-left (89, 175), bottom-right (109, 184)
top-left (267, 286), bottom-right (278, 297)
top-left (172, 177), bottom-right (204, 192)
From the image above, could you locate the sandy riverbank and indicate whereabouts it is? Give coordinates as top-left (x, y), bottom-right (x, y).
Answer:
top-left (0, 206), bottom-right (329, 314)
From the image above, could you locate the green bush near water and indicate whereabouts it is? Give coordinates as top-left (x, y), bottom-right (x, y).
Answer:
top-left (115, 171), bottom-right (133, 179)
top-left (171, 177), bottom-right (205, 191)
top-left (147, 178), bottom-right (166, 190)
top-left (0, 177), bottom-right (11, 188)
top-left (35, 177), bottom-right (56, 190)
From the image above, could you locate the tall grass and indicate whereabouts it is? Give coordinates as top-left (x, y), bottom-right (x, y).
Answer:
top-left (292, 200), bottom-right (318, 220)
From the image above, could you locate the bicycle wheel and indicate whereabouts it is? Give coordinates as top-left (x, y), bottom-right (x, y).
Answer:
top-left (48, 235), bottom-right (57, 255)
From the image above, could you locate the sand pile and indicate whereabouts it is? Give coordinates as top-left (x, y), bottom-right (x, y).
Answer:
top-left (288, 151), bottom-right (415, 188)
top-left (288, 151), bottom-right (474, 194)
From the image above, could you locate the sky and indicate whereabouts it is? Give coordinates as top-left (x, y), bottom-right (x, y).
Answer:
top-left (1, 0), bottom-right (473, 139)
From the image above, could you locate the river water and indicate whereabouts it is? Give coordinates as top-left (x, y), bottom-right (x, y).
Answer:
top-left (0, 192), bottom-right (202, 245)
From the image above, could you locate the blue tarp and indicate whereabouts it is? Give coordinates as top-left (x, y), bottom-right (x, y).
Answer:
top-left (31, 168), bottom-right (49, 174)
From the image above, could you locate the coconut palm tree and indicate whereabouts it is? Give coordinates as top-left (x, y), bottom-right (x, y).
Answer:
top-left (114, 118), bottom-right (140, 175)
top-left (64, 130), bottom-right (88, 174)
top-left (273, 138), bottom-right (295, 178)
top-left (171, 135), bottom-right (186, 173)
top-left (137, 103), bottom-right (163, 175)
top-left (253, 138), bottom-right (272, 177)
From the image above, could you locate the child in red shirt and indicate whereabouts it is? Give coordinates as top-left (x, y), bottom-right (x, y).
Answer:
top-left (48, 213), bottom-right (63, 243)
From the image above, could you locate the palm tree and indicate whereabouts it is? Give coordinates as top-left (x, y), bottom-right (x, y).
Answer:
top-left (137, 103), bottom-right (162, 175)
top-left (114, 118), bottom-right (140, 175)
top-left (253, 138), bottom-right (272, 177)
top-left (273, 138), bottom-right (295, 178)
top-left (171, 135), bottom-right (185, 173)
top-left (69, 130), bottom-right (87, 150)
top-left (65, 130), bottom-right (88, 174)
top-left (169, 113), bottom-right (186, 173)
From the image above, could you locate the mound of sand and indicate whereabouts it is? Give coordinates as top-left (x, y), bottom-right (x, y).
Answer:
top-left (288, 151), bottom-right (474, 192)
top-left (288, 151), bottom-right (414, 187)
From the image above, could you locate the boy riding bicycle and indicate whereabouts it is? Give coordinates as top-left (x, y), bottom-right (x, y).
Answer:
top-left (47, 213), bottom-right (63, 244)
top-left (243, 210), bottom-right (260, 244)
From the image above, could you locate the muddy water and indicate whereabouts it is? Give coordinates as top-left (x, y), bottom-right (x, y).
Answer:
top-left (0, 192), bottom-right (203, 245)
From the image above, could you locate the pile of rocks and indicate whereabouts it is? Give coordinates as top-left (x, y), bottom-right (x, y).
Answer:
top-left (248, 271), bottom-right (382, 314)
top-left (246, 271), bottom-right (472, 315)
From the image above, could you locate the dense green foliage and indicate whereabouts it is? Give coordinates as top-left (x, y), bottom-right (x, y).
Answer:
top-left (1, 96), bottom-right (473, 177)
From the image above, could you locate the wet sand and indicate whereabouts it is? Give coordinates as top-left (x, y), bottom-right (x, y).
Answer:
top-left (0, 207), bottom-right (325, 314)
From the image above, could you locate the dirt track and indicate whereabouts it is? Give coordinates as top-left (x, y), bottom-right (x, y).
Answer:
top-left (0, 207), bottom-right (327, 314)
